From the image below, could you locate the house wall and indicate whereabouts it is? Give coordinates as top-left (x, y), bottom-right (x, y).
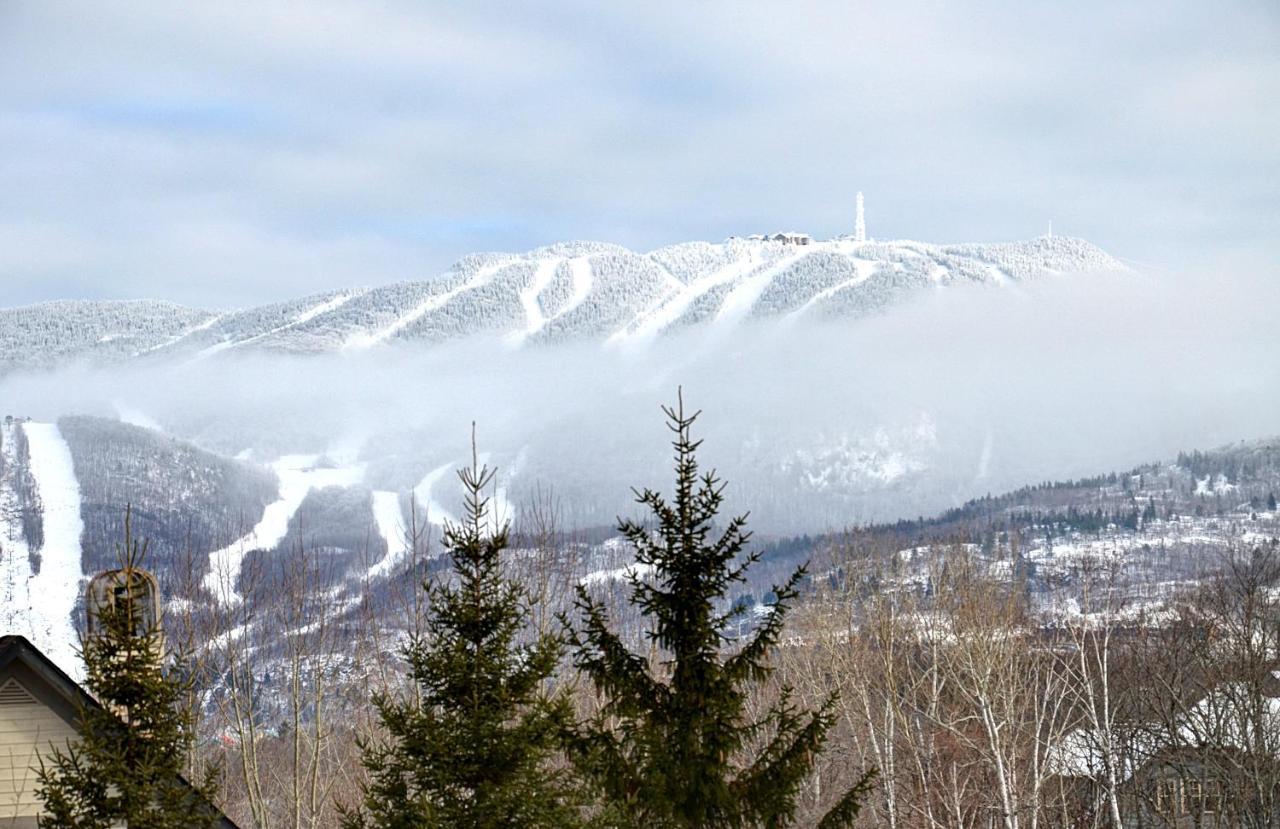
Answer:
top-left (0, 667), bottom-right (78, 826)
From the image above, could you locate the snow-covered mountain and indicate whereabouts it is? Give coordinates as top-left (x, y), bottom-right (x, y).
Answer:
top-left (0, 235), bottom-right (1122, 373)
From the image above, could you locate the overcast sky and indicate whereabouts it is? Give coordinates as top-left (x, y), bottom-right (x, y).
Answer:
top-left (1, 1), bottom-right (1276, 309)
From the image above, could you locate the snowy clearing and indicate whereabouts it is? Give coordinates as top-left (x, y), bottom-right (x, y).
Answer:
top-left (507, 257), bottom-right (562, 345)
top-left (22, 423), bottom-right (86, 679)
top-left (366, 490), bottom-right (411, 580)
top-left (579, 561), bottom-right (655, 587)
top-left (714, 250), bottom-right (811, 325)
top-left (204, 455), bottom-right (366, 605)
top-left (411, 462), bottom-right (457, 528)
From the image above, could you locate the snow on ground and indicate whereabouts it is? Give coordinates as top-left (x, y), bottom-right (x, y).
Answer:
top-left (196, 291), bottom-right (366, 360)
top-left (204, 455), bottom-right (366, 605)
top-left (579, 561), bottom-right (655, 587)
top-left (367, 490), bottom-right (410, 580)
top-left (1194, 474), bottom-right (1236, 496)
top-left (538, 256), bottom-right (596, 327)
top-left (507, 257), bottom-right (562, 346)
top-left (411, 462), bottom-right (457, 528)
top-left (132, 312), bottom-right (222, 356)
top-left (782, 257), bottom-right (879, 322)
top-left (22, 423), bottom-right (86, 679)
top-left (715, 250), bottom-right (811, 325)
top-left (608, 249), bottom-right (761, 345)
top-left (344, 264), bottom-right (508, 350)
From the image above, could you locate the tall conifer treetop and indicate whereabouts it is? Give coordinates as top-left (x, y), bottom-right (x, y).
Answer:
top-left (341, 431), bottom-right (581, 828)
top-left (35, 510), bottom-right (222, 829)
top-left (568, 391), bottom-right (874, 828)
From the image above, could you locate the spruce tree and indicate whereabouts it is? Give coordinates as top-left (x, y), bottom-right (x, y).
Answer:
top-left (568, 393), bottom-right (874, 828)
top-left (341, 438), bottom-right (581, 829)
top-left (36, 514), bottom-right (221, 829)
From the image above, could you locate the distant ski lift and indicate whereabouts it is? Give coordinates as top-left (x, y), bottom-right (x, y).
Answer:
top-left (86, 568), bottom-right (162, 645)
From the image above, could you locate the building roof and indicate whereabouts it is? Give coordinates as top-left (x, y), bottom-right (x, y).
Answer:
top-left (0, 635), bottom-right (240, 828)
top-left (1047, 677), bottom-right (1280, 782)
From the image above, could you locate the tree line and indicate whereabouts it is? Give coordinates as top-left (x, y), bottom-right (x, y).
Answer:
top-left (38, 394), bottom-right (874, 828)
top-left (33, 395), bottom-right (1280, 828)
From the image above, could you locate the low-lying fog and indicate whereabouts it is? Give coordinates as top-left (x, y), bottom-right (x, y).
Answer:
top-left (5, 263), bottom-right (1277, 533)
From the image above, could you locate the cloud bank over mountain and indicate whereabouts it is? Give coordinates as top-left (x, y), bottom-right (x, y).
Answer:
top-left (3, 250), bottom-right (1275, 531)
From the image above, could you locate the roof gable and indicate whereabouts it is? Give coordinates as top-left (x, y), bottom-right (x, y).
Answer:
top-left (0, 635), bottom-right (240, 828)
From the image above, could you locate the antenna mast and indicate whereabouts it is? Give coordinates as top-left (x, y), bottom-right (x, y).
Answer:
top-left (855, 191), bottom-right (866, 242)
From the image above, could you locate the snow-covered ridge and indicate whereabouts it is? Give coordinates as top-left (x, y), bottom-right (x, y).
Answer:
top-left (0, 235), bottom-right (1124, 373)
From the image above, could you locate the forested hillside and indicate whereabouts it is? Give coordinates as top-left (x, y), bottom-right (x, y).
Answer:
top-left (59, 416), bottom-right (279, 576)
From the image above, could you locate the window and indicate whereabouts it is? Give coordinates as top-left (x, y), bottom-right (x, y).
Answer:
top-left (1154, 777), bottom-right (1222, 818)
top-left (1180, 777), bottom-right (1226, 816)
top-left (1155, 780), bottom-right (1181, 815)
top-left (1184, 779), bottom-right (1202, 813)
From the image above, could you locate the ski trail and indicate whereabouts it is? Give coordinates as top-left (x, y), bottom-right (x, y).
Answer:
top-left (344, 263), bottom-right (509, 350)
top-left (715, 250), bottom-right (811, 325)
top-left (609, 250), bottom-right (761, 345)
top-left (366, 491), bottom-right (410, 580)
top-left (507, 258), bottom-right (561, 346)
top-left (412, 462), bottom-right (457, 528)
top-left (22, 422), bottom-right (85, 680)
top-left (782, 258), bottom-right (879, 322)
top-left (549, 257), bottom-right (594, 322)
top-left (195, 291), bottom-right (365, 360)
top-left (133, 312), bottom-right (223, 356)
top-left (204, 455), bottom-right (366, 605)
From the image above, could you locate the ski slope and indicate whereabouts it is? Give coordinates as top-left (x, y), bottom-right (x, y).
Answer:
top-left (343, 262), bottom-right (509, 350)
top-left (715, 250), bottom-right (811, 325)
top-left (195, 291), bottom-right (365, 360)
top-left (133, 312), bottom-right (223, 356)
top-left (558, 257), bottom-right (595, 320)
top-left (411, 462), bottom-right (457, 528)
top-left (782, 257), bottom-right (879, 322)
top-left (204, 455), bottom-right (366, 605)
top-left (367, 490), bottom-right (411, 580)
top-left (507, 257), bottom-right (562, 345)
top-left (16, 423), bottom-right (85, 679)
top-left (609, 250), bottom-right (762, 344)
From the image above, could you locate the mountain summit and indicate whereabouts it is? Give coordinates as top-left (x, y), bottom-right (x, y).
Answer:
top-left (0, 235), bottom-right (1121, 374)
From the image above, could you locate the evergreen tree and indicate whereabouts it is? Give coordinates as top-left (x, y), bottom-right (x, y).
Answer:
top-left (1269, 492), bottom-right (1277, 512)
top-left (567, 393), bottom-right (874, 828)
top-left (341, 437), bottom-right (581, 829)
top-left (35, 513), bottom-right (221, 829)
